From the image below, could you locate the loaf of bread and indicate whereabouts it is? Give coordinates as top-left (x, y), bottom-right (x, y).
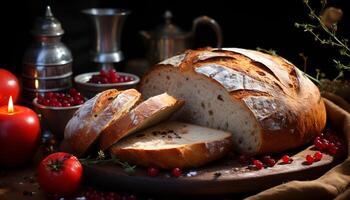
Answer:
top-left (64, 89), bottom-right (141, 156)
top-left (140, 48), bottom-right (327, 154)
top-left (99, 93), bottom-right (184, 151)
top-left (110, 122), bottom-right (233, 169)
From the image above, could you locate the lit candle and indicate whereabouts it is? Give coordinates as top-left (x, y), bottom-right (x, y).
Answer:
top-left (0, 96), bottom-right (41, 167)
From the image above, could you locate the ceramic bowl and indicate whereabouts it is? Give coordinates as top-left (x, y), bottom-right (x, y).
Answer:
top-left (74, 72), bottom-right (140, 98)
top-left (33, 98), bottom-right (81, 139)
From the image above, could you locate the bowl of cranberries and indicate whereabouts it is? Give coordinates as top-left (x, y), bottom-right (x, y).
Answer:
top-left (74, 69), bottom-right (140, 98)
top-left (33, 89), bottom-right (86, 138)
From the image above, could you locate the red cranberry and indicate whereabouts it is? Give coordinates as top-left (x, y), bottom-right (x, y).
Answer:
top-left (313, 151), bottom-right (323, 161)
top-left (124, 76), bottom-right (133, 82)
top-left (147, 167), bottom-right (159, 177)
top-left (88, 69), bottom-right (133, 84)
top-left (262, 155), bottom-right (271, 163)
top-left (266, 158), bottom-right (276, 167)
top-left (282, 155), bottom-right (292, 164)
top-left (313, 131), bottom-right (342, 156)
top-left (75, 99), bottom-right (85, 105)
top-left (118, 77), bottom-right (125, 82)
top-left (62, 102), bottom-right (71, 107)
top-left (101, 77), bottom-right (109, 84)
top-left (108, 69), bottom-right (118, 78)
top-left (171, 168), bottom-right (182, 177)
top-left (306, 155), bottom-right (314, 165)
top-left (110, 77), bottom-right (118, 83)
top-left (314, 138), bottom-right (326, 150)
top-left (43, 99), bottom-right (50, 106)
top-left (327, 142), bottom-right (335, 149)
top-left (321, 139), bottom-right (329, 147)
top-left (253, 159), bottom-right (264, 170)
top-left (37, 89), bottom-right (85, 107)
top-left (100, 69), bottom-right (108, 77)
top-left (69, 88), bottom-right (78, 95)
top-left (261, 156), bottom-right (276, 167)
top-left (45, 92), bottom-right (54, 98)
top-left (328, 146), bottom-right (338, 155)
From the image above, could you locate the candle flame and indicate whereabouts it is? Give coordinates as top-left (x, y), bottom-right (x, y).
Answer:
top-left (35, 79), bottom-right (39, 89)
top-left (8, 96), bottom-right (14, 113)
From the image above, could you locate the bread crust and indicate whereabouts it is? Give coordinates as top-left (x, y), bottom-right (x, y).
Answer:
top-left (63, 89), bottom-right (141, 156)
top-left (99, 93), bottom-right (184, 151)
top-left (140, 48), bottom-right (327, 154)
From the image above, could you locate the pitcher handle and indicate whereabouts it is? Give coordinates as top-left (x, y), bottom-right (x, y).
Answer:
top-left (192, 16), bottom-right (223, 48)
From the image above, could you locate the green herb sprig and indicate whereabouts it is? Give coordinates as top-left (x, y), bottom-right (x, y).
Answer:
top-left (79, 150), bottom-right (136, 175)
top-left (295, 0), bottom-right (350, 81)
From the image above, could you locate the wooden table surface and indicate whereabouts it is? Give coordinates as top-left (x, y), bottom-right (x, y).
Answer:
top-left (0, 165), bottom-right (45, 200)
top-left (0, 164), bottom-right (252, 200)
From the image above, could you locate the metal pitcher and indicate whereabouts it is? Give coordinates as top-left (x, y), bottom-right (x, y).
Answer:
top-left (140, 11), bottom-right (223, 64)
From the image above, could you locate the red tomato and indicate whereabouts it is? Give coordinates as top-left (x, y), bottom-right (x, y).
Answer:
top-left (0, 69), bottom-right (20, 106)
top-left (37, 152), bottom-right (83, 195)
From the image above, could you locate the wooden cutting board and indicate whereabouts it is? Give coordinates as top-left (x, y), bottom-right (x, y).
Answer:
top-left (83, 145), bottom-right (344, 195)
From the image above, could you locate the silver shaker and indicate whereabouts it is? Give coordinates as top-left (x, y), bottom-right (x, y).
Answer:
top-left (21, 6), bottom-right (73, 105)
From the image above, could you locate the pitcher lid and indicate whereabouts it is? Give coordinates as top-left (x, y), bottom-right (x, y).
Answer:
top-left (154, 11), bottom-right (185, 38)
top-left (32, 6), bottom-right (64, 36)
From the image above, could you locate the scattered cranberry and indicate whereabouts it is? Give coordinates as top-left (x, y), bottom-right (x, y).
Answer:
top-left (313, 130), bottom-right (343, 155)
top-left (282, 155), bottom-right (292, 164)
top-left (171, 168), bottom-right (182, 177)
top-left (81, 188), bottom-right (134, 200)
top-left (88, 69), bottom-right (134, 84)
top-left (306, 155), bottom-right (314, 165)
top-left (313, 151), bottom-right (323, 161)
top-left (261, 156), bottom-right (276, 167)
top-left (329, 146), bottom-right (338, 155)
top-left (261, 156), bottom-right (271, 163)
top-left (253, 159), bottom-right (264, 170)
top-left (37, 88), bottom-right (85, 107)
top-left (314, 137), bottom-right (326, 150)
top-left (147, 167), bottom-right (159, 177)
top-left (266, 158), bottom-right (276, 167)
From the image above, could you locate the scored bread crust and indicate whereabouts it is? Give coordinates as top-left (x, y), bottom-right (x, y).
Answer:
top-left (99, 93), bottom-right (184, 151)
top-left (110, 122), bottom-right (233, 169)
top-left (140, 48), bottom-right (327, 154)
top-left (63, 89), bottom-right (141, 156)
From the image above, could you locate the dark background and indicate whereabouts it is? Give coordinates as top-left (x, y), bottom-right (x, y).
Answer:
top-left (0, 0), bottom-right (348, 79)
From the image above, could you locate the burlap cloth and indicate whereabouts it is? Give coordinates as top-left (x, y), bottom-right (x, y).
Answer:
top-left (246, 94), bottom-right (350, 200)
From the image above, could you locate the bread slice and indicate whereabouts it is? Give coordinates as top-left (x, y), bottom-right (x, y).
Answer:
top-left (99, 93), bottom-right (184, 151)
top-left (63, 89), bottom-right (119, 155)
top-left (110, 122), bottom-right (233, 169)
top-left (64, 89), bottom-right (141, 156)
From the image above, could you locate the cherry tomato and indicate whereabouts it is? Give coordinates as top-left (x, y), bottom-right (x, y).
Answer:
top-left (37, 152), bottom-right (83, 195)
top-left (0, 69), bottom-right (20, 106)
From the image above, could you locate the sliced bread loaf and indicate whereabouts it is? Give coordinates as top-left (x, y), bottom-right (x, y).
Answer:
top-left (110, 122), bottom-right (233, 169)
top-left (99, 93), bottom-right (184, 151)
top-left (64, 89), bottom-right (141, 156)
top-left (140, 48), bottom-right (327, 154)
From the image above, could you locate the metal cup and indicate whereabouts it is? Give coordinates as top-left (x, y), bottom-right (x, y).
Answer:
top-left (82, 8), bottom-right (130, 70)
